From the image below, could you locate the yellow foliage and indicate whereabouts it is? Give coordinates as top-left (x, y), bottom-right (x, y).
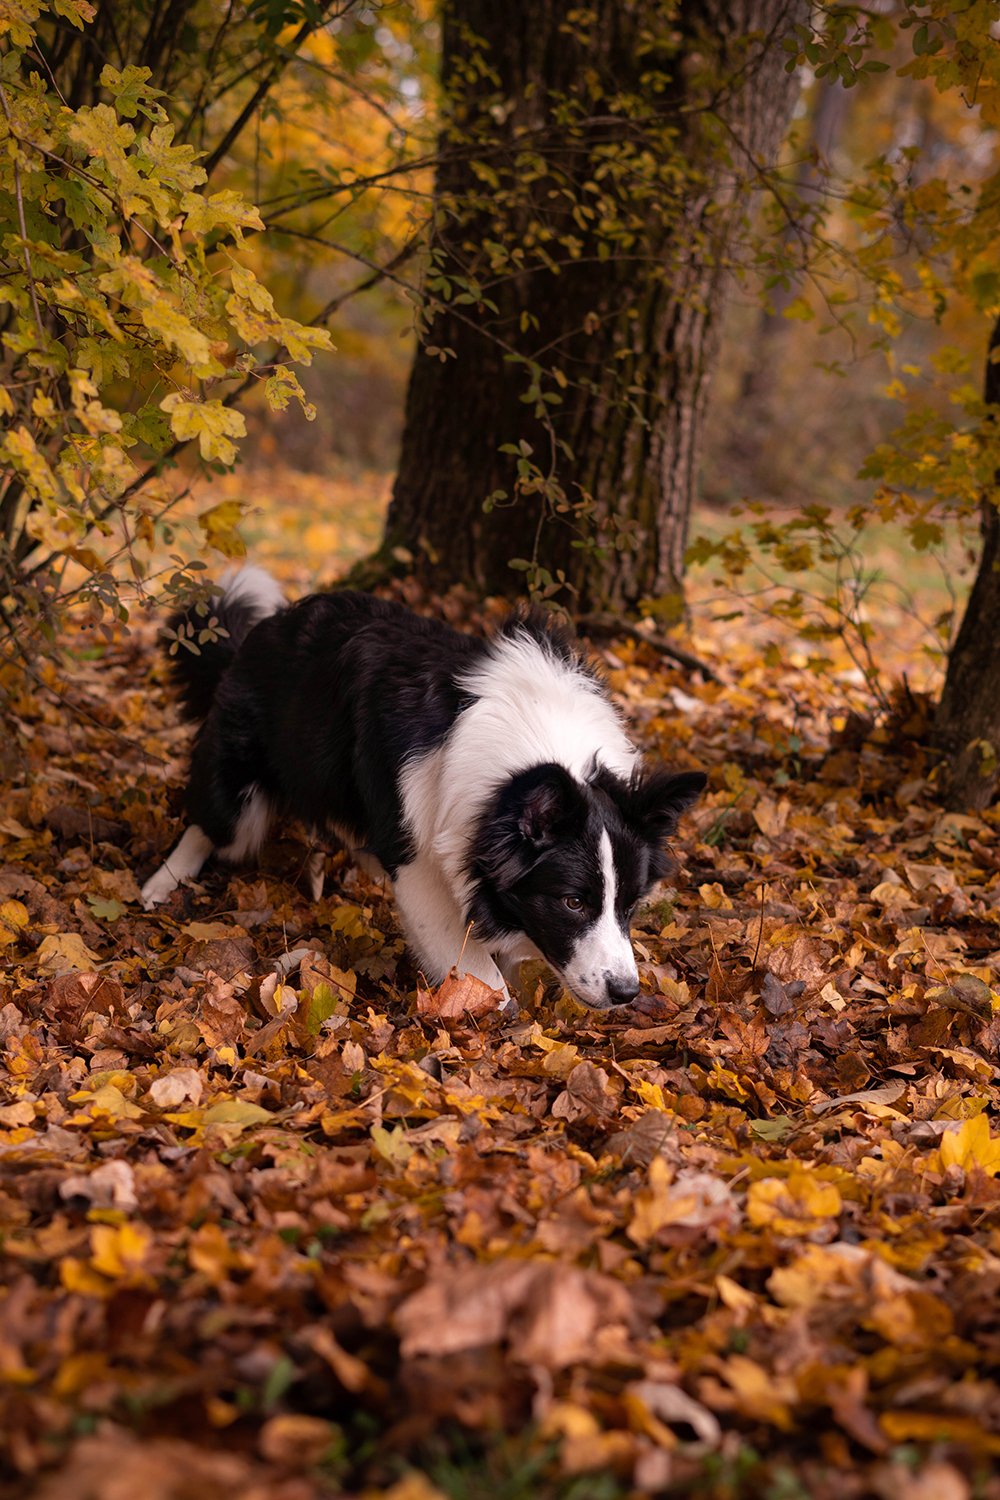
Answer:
top-left (747, 1171), bottom-right (843, 1236)
top-left (934, 1114), bottom-right (1000, 1177)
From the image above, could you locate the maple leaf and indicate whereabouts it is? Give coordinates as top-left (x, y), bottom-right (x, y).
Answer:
top-left (746, 1171), bottom-right (843, 1237)
top-left (161, 399), bottom-right (247, 467)
top-left (934, 1114), bottom-right (1000, 1177)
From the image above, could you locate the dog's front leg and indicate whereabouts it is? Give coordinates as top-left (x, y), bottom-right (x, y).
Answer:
top-left (393, 861), bottom-right (510, 1003)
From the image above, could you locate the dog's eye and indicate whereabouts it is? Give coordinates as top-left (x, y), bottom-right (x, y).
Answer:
top-left (563, 896), bottom-right (584, 912)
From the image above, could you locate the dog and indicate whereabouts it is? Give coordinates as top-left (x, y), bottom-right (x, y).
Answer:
top-left (141, 568), bottom-right (705, 1009)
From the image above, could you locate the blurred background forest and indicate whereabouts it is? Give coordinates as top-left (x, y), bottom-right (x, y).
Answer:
top-left (228, 15), bottom-right (988, 511)
top-left (213, 6), bottom-right (993, 511)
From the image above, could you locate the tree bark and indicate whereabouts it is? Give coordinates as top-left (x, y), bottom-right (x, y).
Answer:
top-left (384, 0), bottom-right (806, 610)
top-left (935, 316), bottom-right (1000, 811)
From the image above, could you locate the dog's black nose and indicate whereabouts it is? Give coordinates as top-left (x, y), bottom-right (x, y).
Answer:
top-left (606, 974), bottom-right (640, 1005)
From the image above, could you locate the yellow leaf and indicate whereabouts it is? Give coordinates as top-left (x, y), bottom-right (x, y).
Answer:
top-left (0, 899), bottom-right (29, 930)
top-left (0, 897), bottom-right (30, 949)
top-left (36, 932), bottom-right (102, 974)
top-left (188, 1222), bottom-right (243, 1283)
top-left (52, 1352), bottom-right (109, 1398)
top-left (538, 1400), bottom-right (600, 1441)
top-left (628, 1158), bottom-right (734, 1246)
top-left (60, 1224), bottom-right (154, 1297)
top-left (782, 295), bottom-right (814, 322)
top-left (67, 1083), bottom-right (143, 1122)
top-left (880, 1411), bottom-right (1000, 1456)
top-left (202, 1099), bottom-right (272, 1128)
top-left (90, 1222), bottom-right (153, 1281)
top-left (698, 882), bottom-right (733, 910)
top-left (934, 1114), bottom-right (1000, 1177)
top-left (160, 394), bottom-right (246, 465)
top-left (747, 1171), bottom-right (842, 1236)
top-left (371, 1123), bottom-right (414, 1165)
top-left (197, 498), bottom-right (247, 558)
top-left (633, 1078), bottom-right (670, 1111)
top-left (540, 1041), bottom-right (581, 1079)
top-left (60, 1257), bottom-right (111, 1298)
top-left (718, 1354), bottom-right (795, 1429)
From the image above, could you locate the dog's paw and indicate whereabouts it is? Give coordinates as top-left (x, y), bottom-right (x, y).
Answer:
top-left (140, 865), bottom-right (178, 909)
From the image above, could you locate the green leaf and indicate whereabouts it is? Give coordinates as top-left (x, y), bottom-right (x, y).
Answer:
top-left (87, 896), bottom-right (125, 922)
top-left (98, 63), bottom-right (164, 120)
top-left (300, 982), bottom-right (339, 1037)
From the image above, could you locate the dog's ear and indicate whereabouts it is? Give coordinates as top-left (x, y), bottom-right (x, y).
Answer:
top-left (513, 764), bottom-right (587, 845)
top-left (477, 764), bottom-right (586, 888)
top-left (598, 766), bottom-right (706, 840)
top-left (630, 768), bottom-right (707, 839)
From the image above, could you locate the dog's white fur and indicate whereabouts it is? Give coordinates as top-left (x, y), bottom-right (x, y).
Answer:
top-left (393, 630), bottom-right (638, 999)
top-left (561, 828), bottom-right (637, 1001)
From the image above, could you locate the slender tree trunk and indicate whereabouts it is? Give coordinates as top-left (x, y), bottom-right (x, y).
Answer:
top-left (935, 317), bottom-right (1000, 811)
top-left (384, 0), bottom-right (806, 611)
top-left (740, 78), bottom-right (849, 404)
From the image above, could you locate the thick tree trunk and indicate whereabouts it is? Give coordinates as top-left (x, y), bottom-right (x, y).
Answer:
top-left (935, 317), bottom-right (1000, 811)
top-left (385, 0), bottom-right (806, 610)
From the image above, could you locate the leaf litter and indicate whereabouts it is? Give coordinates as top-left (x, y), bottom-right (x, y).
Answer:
top-left (1, 507), bottom-right (999, 1498)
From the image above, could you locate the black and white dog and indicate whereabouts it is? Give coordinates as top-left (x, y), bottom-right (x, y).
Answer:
top-left (141, 569), bottom-right (705, 1009)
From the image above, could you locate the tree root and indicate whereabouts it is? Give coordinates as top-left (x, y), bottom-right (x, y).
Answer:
top-left (576, 613), bottom-right (720, 683)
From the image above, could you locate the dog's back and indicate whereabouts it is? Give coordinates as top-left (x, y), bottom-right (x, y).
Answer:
top-left (173, 585), bottom-right (481, 870)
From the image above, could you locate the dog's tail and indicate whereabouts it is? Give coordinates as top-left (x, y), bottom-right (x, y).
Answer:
top-left (165, 565), bottom-right (285, 721)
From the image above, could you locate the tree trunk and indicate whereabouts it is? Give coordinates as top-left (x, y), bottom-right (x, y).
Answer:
top-left (384, 0), bottom-right (806, 611)
top-left (935, 316), bottom-right (1000, 811)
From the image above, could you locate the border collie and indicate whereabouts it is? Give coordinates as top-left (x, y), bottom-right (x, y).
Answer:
top-left (141, 569), bottom-right (705, 1009)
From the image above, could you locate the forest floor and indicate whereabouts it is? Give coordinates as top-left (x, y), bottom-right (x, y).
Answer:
top-left (1, 467), bottom-right (999, 1500)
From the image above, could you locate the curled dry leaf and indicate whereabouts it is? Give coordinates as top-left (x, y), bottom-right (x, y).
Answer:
top-left (394, 1259), bottom-right (637, 1371)
top-left (148, 1066), bottom-right (204, 1108)
top-left (551, 1060), bottom-right (616, 1122)
top-left (48, 970), bottom-right (127, 1017)
top-left (625, 1378), bottom-right (722, 1451)
top-left (59, 1158), bottom-right (137, 1211)
top-left (416, 968), bottom-right (505, 1021)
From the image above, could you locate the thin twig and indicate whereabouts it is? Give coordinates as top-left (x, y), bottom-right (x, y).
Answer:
top-left (0, 81), bottom-right (46, 339)
top-left (576, 613), bottom-right (720, 682)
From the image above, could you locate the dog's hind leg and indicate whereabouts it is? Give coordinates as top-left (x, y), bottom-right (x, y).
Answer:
top-left (216, 783), bottom-right (273, 865)
top-left (142, 783), bottom-right (273, 910)
top-left (305, 836), bottom-right (325, 902)
top-left (141, 825), bottom-right (215, 908)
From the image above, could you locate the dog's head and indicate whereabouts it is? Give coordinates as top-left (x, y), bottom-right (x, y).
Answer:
top-left (469, 761), bottom-right (706, 1009)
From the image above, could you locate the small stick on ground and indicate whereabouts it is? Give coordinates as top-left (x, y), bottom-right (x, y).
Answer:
top-left (576, 613), bottom-right (720, 683)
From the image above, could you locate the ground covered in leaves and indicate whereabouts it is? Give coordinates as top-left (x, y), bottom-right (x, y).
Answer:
top-left (1, 473), bottom-right (999, 1499)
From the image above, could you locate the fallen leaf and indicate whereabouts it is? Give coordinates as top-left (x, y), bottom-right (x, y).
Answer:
top-left (37, 933), bottom-right (102, 974)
